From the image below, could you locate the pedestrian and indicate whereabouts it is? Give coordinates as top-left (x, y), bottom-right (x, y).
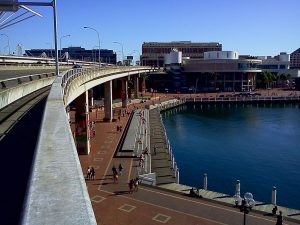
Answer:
top-left (276, 211), bottom-right (283, 225)
top-left (86, 167), bottom-right (91, 180)
top-left (113, 171), bottom-right (118, 184)
top-left (116, 125), bottom-right (119, 132)
top-left (90, 167), bottom-right (95, 180)
top-left (112, 165), bottom-right (117, 175)
top-left (153, 145), bottom-right (157, 155)
top-left (134, 177), bottom-right (140, 192)
top-left (118, 163), bottom-right (123, 176)
top-left (119, 125), bottom-right (123, 132)
top-left (128, 179), bottom-right (134, 194)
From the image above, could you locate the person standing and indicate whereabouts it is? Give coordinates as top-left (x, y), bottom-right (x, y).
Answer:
top-left (86, 167), bottom-right (91, 180)
top-left (276, 211), bottom-right (283, 225)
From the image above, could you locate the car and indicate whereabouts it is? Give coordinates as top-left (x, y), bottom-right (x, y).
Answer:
top-left (72, 64), bottom-right (82, 69)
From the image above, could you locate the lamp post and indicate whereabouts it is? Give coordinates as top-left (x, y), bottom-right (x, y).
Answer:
top-left (92, 45), bottom-right (100, 64)
top-left (234, 192), bottom-right (255, 225)
top-left (59, 34), bottom-right (70, 60)
top-left (132, 50), bottom-right (141, 66)
top-left (84, 26), bottom-right (101, 67)
top-left (113, 41), bottom-right (124, 65)
top-left (1, 33), bottom-right (10, 54)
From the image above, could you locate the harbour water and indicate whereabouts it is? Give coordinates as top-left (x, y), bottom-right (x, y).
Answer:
top-left (161, 102), bottom-right (300, 210)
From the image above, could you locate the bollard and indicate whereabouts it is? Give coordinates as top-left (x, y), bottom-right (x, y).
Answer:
top-left (176, 168), bottom-right (180, 184)
top-left (235, 180), bottom-right (240, 196)
top-left (203, 173), bottom-right (208, 190)
top-left (172, 155), bottom-right (175, 169)
top-left (272, 186), bottom-right (277, 205)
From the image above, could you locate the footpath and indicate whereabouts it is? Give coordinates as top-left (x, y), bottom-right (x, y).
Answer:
top-left (75, 95), bottom-right (300, 225)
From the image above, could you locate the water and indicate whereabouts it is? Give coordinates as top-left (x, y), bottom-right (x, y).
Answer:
top-left (161, 102), bottom-right (300, 210)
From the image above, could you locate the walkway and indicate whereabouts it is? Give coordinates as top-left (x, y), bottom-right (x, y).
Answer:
top-left (77, 95), bottom-right (299, 225)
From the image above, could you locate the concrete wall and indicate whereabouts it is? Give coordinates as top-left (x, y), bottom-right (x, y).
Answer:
top-left (21, 73), bottom-right (96, 225)
top-left (0, 77), bottom-right (55, 109)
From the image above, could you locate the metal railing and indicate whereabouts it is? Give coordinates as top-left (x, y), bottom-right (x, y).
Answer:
top-left (184, 96), bottom-right (300, 103)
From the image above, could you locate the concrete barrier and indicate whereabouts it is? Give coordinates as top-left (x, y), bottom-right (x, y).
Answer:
top-left (0, 77), bottom-right (55, 109)
top-left (21, 73), bottom-right (96, 225)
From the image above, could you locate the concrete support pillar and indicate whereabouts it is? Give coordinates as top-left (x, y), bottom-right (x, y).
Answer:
top-left (89, 89), bottom-right (94, 107)
top-left (121, 78), bottom-right (128, 108)
top-left (74, 92), bottom-right (90, 155)
top-left (203, 173), bottom-right (208, 190)
top-left (104, 80), bottom-right (113, 121)
top-left (85, 90), bottom-right (91, 154)
top-left (272, 186), bottom-right (277, 205)
top-left (134, 75), bottom-right (139, 98)
top-left (235, 180), bottom-right (241, 196)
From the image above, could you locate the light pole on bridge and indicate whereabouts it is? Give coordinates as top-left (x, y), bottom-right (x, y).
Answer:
top-left (84, 26), bottom-right (101, 67)
top-left (59, 34), bottom-right (70, 61)
top-left (113, 41), bottom-right (124, 65)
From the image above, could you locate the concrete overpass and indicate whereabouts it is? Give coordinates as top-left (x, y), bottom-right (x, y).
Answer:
top-left (0, 65), bottom-right (153, 224)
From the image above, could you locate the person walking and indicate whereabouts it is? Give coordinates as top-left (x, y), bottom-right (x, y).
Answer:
top-left (90, 167), bottom-right (95, 180)
top-left (128, 179), bottom-right (134, 194)
top-left (118, 163), bottom-right (123, 176)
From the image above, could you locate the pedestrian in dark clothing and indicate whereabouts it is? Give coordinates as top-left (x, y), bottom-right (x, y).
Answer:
top-left (112, 165), bottom-right (117, 175)
top-left (153, 145), bottom-right (157, 155)
top-left (118, 163), bottom-right (123, 176)
top-left (90, 167), bottom-right (95, 180)
top-left (276, 211), bottom-right (283, 225)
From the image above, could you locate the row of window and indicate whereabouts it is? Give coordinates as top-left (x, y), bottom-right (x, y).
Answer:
top-left (142, 47), bottom-right (221, 54)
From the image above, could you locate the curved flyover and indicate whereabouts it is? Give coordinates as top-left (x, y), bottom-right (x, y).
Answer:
top-left (21, 66), bottom-right (153, 225)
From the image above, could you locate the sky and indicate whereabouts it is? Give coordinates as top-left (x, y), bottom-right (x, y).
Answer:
top-left (1, 0), bottom-right (300, 61)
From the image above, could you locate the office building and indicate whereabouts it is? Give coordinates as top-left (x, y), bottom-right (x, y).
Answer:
top-left (25, 47), bottom-right (117, 64)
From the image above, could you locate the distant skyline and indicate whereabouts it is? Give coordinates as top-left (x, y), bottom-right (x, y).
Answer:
top-left (1, 0), bottom-right (300, 61)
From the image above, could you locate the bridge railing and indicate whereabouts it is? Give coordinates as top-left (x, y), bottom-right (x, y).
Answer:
top-left (0, 72), bottom-right (55, 89)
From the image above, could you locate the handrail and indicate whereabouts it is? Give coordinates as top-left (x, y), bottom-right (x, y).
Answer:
top-left (184, 96), bottom-right (300, 102)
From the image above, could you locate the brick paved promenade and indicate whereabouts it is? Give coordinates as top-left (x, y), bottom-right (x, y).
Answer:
top-left (76, 93), bottom-right (299, 225)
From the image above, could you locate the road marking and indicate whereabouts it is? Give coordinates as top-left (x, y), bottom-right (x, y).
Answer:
top-left (127, 158), bottom-right (133, 181)
top-left (152, 213), bottom-right (171, 223)
top-left (99, 189), bottom-right (227, 225)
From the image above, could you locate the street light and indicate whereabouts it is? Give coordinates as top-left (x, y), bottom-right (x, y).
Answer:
top-left (1, 33), bottom-right (10, 54)
top-left (84, 26), bottom-right (101, 67)
top-left (59, 34), bottom-right (70, 60)
top-left (113, 41), bottom-right (124, 65)
top-left (92, 45), bottom-right (100, 64)
top-left (234, 192), bottom-right (255, 225)
top-left (132, 50), bottom-right (141, 66)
